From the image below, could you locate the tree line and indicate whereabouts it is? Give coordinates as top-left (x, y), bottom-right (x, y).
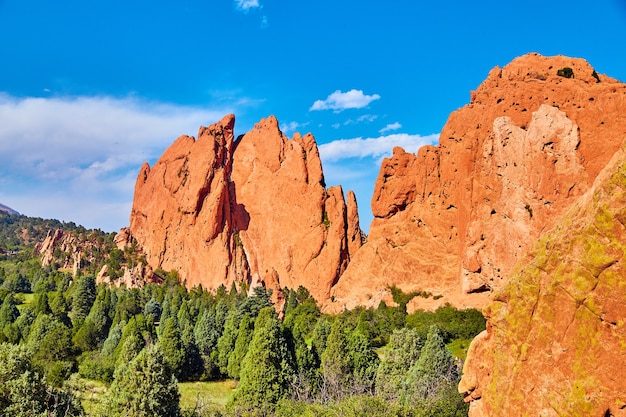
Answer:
top-left (0, 215), bottom-right (485, 416)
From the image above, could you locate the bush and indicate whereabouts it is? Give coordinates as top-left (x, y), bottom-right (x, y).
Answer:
top-left (557, 67), bottom-right (574, 78)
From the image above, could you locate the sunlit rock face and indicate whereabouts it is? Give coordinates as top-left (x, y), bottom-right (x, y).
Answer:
top-left (328, 53), bottom-right (626, 312)
top-left (460, 139), bottom-right (626, 417)
top-left (129, 114), bottom-right (361, 304)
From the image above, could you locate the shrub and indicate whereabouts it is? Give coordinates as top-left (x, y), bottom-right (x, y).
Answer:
top-left (557, 67), bottom-right (574, 78)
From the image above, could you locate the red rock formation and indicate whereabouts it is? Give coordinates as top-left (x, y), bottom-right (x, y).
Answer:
top-left (37, 229), bottom-right (86, 275)
top-left (129, 114), bottom-right (361, 303)
top-left (459, 138), bottom-right (626, 417)
top-left (329, 53), bottom-right (626, 311)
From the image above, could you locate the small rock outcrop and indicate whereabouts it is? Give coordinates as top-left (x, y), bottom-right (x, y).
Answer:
top-left (37, 229), bottom-right (93, 275)
top-left (459, 138), bottom-right (626, 417)
top-left (329, 53), bottom-right (626, 311)
top-left (128, 114), bottom-right (360, 303)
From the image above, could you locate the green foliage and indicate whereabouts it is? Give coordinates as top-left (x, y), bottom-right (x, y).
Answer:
top-left (557, 67), bottom-right (574, 78)
top-left (216, 310), bottom-right (239, 375)
top-left (405, 325), bottom-right (461, 407)
top-left (108, 343), bottom-right (181, 417)
top-left (230, 307), bottom-right (295, 412)
top-left (0, 216), bottom-right (483, 417)
top-left (160, 317), bottom-right (187, 380)
top-left (238, 285), bottom-right (273, 320)
top-left (71, 275), bottom-right (96, 327)
top-left (375, 328), bottom-right (423, 400)
top-left (321, 319), bottom-right (353, 397)
top-left (78, 351), bottom-right (115, 383)
top-left (0, 342), bottom-right (83, 416)
top-left (227, 313), bottom-right (253, 379)
top-left (406, 304), bottom-right (486, 342)
top-left (0, 293), bottom-right (20, 327)
top-left (144, 297), bottom-right (162, 323)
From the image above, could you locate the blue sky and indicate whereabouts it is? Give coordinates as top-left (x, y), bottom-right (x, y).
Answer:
top-left (1, 0), bottom-right (625, 232)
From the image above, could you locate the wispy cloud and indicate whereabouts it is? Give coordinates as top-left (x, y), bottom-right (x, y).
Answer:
top-left (310, 89), bottom-right (381, 112)
top-left (343, 114), bottom-right (378, 126)
top-left (234, 0), bottom-right (261, 12)
top-left (379, 122), bottom-right (402, 133)
top-left (318, 132), bottom-right (439, 231)
top-left (0, 93), bottom-right (234, 231)
top-left (318, 133), bottom-right (439, 162)
top-left (280, 120), bottom-right (309, 134)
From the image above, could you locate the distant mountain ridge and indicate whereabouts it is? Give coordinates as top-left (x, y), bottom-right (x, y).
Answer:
top-left (0, 202), bottom-right (19, 215)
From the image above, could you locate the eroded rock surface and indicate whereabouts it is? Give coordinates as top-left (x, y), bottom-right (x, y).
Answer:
top-left (129, 114), bottom-right (360, 303)
top-left (460, 139), bottom-right (626, 417)
top-left (329, 53), bottom-right (626, 311)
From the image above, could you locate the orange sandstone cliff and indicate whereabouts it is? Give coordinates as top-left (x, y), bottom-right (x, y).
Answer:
top-left (459, 138), bottom-right (626, 417)
top-left (128, 114), bottom-right (361, 303)
top-left (329, 53), bottom-right (626, 312)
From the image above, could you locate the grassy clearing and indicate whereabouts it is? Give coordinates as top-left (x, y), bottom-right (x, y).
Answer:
top-left (179, 380), bottom-right (237, 409)
top-left (15, 292), bottom-right (34, 311)
top-left (447, 338), bottom-right (474, 361)
top-left (69, 376), bottom-right (237, 413)
top-left (68, 376), bottom-right (109, 415)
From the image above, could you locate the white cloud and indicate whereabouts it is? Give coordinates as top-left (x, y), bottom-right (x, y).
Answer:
top-left (235, 0), bottom-right (261, 12)
top-left (344, 114), bottom-right (378, 126)
top-left (310, 89), bottom-right (381, 112)
top-left (318, 132), bottom-right (439, 232)
top-left (379, 122), bottom-right (402, 133)
top-left (0, 93), bottom-right (235, 231)
top-left (318, 133), bottom-right (439, 163)
top-left (280, 120), bottom-right (309, 134)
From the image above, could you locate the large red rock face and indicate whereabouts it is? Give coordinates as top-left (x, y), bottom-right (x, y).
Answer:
top-left (329, 53), bottom-right (626, 311)
top-left (459, 139), bottom-right (626, 417)
top-left (129, 114), bottom-right (360, 303)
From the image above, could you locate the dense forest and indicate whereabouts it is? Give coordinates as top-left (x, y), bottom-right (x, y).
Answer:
top-left (0, 212), bottom-right (485, 417)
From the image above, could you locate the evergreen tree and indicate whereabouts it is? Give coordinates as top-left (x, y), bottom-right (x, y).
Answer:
top-left (116, 330), bottom-right (145, 366)
top-left (0, 343), bottom-right (83, 416)
top-left (347, 329), bottom-right (379, 391)
top-left (176, 299), bottom-right (195, 345)
top-left (194, 309), bottom-right (220, 379)
top-left (14, 306), bottom-right (36, 342)
top-left (238, 285), bottom-right (272, 319)
top-left (113, 316), bottom-right (153, 363)
top-left (108, 344), bottom-right (180, 417)
top-left (227, 313), bottom-right (253, 379)
top-left (144, 298), bottom-right (161, 323)
top-left (405, 325), bottom-right (456, 401)
top-left (33, 292), bottom-right (52, 315)
top-left (230, 307), bottom-right (294, 411)
top-left (194, 309), bottom-right (218, 355)
top-left (311, 316), bottom-right (332, 358)
top-left (159, 317), bottom-right (186, 379)
top-left (0, 293), bottom-right (19, 327)
top-left (320, 319), bottom-right (352, 396)
top-left (71, 275), bottom-right (96, 327)
top-left (375, 328), bottom-right (423, 400)
top-left (102, 320), bottom-right (125, 356)
top-left (216, 309), bottom-right (239, 375)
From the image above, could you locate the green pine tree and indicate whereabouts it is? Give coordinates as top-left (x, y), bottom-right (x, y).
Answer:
top-left (108, 343), bottom-right (180, 417)
top-left (375, 327), bottom-right (423, 400)
top-left (227, 313), bottom-right (253, 379)
top-left (159, 317), bottom-right (186, 379)
top-left (230, 307), bottom-right (294, 411)
top-left (71, 275), bottom-right (96, 327)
